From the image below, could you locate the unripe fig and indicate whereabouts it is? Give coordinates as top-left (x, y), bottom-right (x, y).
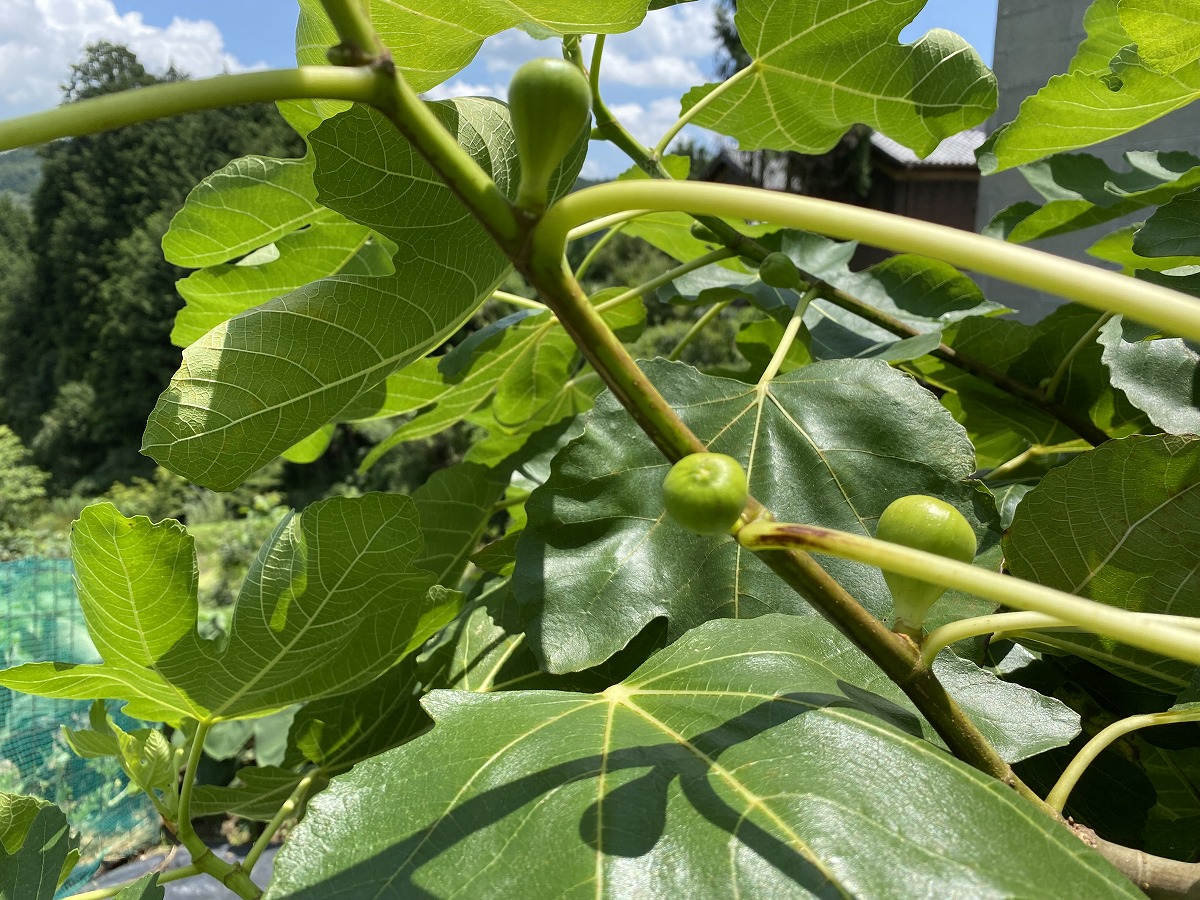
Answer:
top-left (662, 452), bottom-right (748, 536)
top-left (876, 495), bottom-right (977, 636)
top-left (758, 252), bottom-right (803, 290)
top-left (508, 58), bottom-right (592, 213)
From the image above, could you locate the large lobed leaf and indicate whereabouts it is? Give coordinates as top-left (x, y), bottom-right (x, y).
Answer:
top-left (148, 97), bottom-right (585, 489)
top-left (146, 101), bottom-right (509, 489)
top-left (681, 0), bottom-right (996, 156)
top-left (515, 358), bottom-right (1001, 674)
top-left (263, 616), bottom-right (1123, 900)
top-left (0, 496), bottom-right (459, 722)
top-left (1005, 435), bottom-right (1200, 693)
top-left (1098, 316), bottom-right (1200, 435)
top-left (296, 0), bottom-right (650, 96)
top-left (980, 0), bottom-right (1200, 173)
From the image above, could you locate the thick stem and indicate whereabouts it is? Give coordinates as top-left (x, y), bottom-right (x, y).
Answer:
top-left (0, 68), bottom-right (386, 151)
top-left (737, 521), bottom-right (1200, 667)
top-left (523, 257), bottom-right (704, 460)
top-left (174, 721), bottom-right (262, 899)
top-left (1077, 827), bottom-right (1200, 900)
top-left (536, 183), bottom-right (1200, 342)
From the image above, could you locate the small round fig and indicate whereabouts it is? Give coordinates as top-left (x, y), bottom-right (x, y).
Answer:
top-left (876, 494), bottom-right (977, 635)
top-left (662, 452), bottom-right (748, 536)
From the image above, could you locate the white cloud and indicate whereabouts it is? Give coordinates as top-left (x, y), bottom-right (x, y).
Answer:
top-left (0, 0), bottom-right (263, 116)
top-left (607, 96), bottom-right (686, 148)
top-left (615, 0), bottom-right (720, 60)
top-left (594, 49), bottom-right (704, 88)
top-left (580, 158), bottom-right (607, 180)
top-left (424, 79), bottom-right (508, 102)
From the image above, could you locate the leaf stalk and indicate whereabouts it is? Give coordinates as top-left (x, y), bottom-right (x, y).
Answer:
top-left (0, 68), bottom-right (386, 152)
top-left (736, 520), bottom-right (1200, 668)
top-left (537, 182), bottom-right (1200, 342)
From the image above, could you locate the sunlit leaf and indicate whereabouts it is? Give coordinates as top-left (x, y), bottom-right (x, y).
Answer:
top-left (264, 616), bottom-right (1120, 900)
top-left (0, 497), bottom-right (458, 722)
top-left (681, 0), bottom-right (996, 155)
top-left (1098, 316), bottom-right (1200, 435)
top-left (145, 99), bottom-right (553, 490)
top-left (1118, 0), bottom-right (1200, 73)
top-left (980, 0), bottom-right (1200, 172)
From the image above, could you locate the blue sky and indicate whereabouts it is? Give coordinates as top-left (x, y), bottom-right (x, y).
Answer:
top-left (3, 1), bottom-right (1001, 176)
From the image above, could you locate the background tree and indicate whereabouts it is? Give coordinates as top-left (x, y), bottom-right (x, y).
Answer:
top-left (0, 42), bottom-right (305, 491)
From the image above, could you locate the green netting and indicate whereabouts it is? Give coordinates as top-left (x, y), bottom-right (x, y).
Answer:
top-left (0, 557), bottom-right (160, 895)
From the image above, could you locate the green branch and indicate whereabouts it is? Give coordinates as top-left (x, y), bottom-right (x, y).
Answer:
top-left (0, 68), bottom-right (386, 151)
top-left (173, 720), bottom-right (262, 899)
top-left (318, 0), bottom-right (385, 64)
top-left (921, 612), bottom-right (1072, 666)
top-left (536, 182), bottom-right (1200, 342)
top-left (584, 35), bottom-right (658, 175)
top-left (1048, 708), bottom-right (1200, 813)
top-left (818, 290), bottom-right (1111, 446)
top-left (736, 520), bottom-right (1200, 668)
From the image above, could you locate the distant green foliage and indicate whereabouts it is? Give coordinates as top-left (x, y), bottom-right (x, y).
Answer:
top-left (0, 148), bottom-right (40, 199)
top-left (0, 425), bottom-right (49, 559)
top-left (0, 43), bottom-right (305, 491)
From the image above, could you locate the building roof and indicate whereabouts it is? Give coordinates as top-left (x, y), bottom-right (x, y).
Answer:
top-left (869, 129), bottom-right (986, 167)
